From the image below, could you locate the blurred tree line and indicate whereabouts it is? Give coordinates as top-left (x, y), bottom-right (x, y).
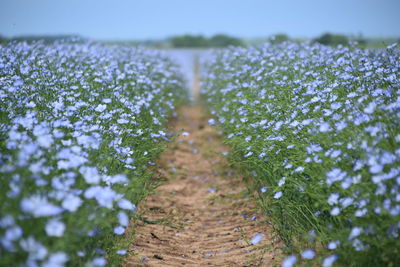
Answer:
top-left (311, 33), bottom-right (399, 48)
top-left (0, 35), bottom-right (8, 44)
top-left (170, 34), bottom-right (243, 48)
top-left (267, 33), bottom-right (376, 47)
top-left (313, 33), bottom-right (352, 46)
top-left (0, 33), bottom-right (397, 49)
top-left (0, 35), bottom-right (85, 44)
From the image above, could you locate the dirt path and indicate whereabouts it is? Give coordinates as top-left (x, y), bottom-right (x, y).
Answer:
top-left (122, 105), bottom-right (282, 266)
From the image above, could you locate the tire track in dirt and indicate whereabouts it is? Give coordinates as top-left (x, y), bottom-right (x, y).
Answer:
top-left (122, 105), bottom-right (282, 266)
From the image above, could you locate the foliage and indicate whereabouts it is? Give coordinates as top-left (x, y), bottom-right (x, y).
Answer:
top-left (0, 41), bottom-right (186, 266)
top-left (313, 33), bottom-right (349, 46)
top-left (170, 34), bottom-right (243, 48)
top-left (269, 34), bottom-right (290, 44)
top-left (209, 34), bottom-right (244, 47)
top-left (0, 35), bottom-right (8, 44)
top-left (170, 34), bottom-right (209, 48)
top-left (202, 42), bottom-right (400, 266)
top-left (3, 35), bottom-right (86, 44)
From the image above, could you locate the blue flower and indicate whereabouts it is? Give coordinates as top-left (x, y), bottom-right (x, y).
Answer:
top-left (251, 233), bottom-right (263, 245)
top-left (260, 187), bottom-right (267, 193)
top-left (113, 226), bottom-right (125, 235)
top-left (282, 255), bottom-right (297, 267)
top-left (301, 249), bottom-right (315, 259)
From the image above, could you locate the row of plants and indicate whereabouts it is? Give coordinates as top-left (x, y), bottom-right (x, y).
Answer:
top-left (202, 42), bottom-right (400, 266)
top-left (0, 41), bottom-right (186, 266)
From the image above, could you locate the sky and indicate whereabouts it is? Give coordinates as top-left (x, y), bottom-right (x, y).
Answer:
top-left (0, 0), bottom-right (399, 40)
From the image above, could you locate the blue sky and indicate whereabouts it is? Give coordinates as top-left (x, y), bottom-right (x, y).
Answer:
top-left (0, 0), bottom-right (399, 39)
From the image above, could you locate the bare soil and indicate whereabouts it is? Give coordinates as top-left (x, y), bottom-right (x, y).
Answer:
top-left (122, 105), bottom-right (282, 266)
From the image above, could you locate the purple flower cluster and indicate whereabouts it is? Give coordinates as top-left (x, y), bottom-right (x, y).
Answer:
top-left (203, 42), bottom-right (400, 266)
top-left (0, 41), bottom-right (186, 266)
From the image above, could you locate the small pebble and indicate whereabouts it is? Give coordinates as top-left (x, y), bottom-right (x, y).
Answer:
top-left (182, 131), bottom-right (190, 136)
top-left (154, 254), bottom-right (163, 260)
top-left (204, 252), bottom-right (213, 258)
top-left (209, 187), bottom-right (216, 193)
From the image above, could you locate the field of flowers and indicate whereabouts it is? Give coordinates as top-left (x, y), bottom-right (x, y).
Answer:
top-left (0, 41), bottom-right (186, 266)
top-left (202, 42), bottom-right (400, 266)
